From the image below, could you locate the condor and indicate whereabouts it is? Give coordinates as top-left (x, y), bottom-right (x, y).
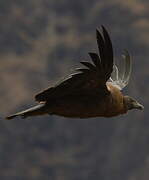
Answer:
top-left (6, 26), bottom-right (144, 120)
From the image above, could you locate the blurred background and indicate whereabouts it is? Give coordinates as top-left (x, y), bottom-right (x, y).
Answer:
top-left (0, 0), bottom-right (149, 179)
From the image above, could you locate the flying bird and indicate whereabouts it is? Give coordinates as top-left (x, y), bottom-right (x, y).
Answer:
top-left (6, 26), bottom-right (144, 120)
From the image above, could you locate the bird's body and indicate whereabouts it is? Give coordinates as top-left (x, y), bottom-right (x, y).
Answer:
top-left (43, 82), bottom-right (125, 118)
top-left (7, 82), bottom-right (125, 119)
top-left (6, 26), bottom-right (143, 120)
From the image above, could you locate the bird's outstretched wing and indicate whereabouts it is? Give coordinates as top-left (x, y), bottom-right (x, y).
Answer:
top-left (110, 50), bottom-right (132, 90)
top-left (35, 26), bottom-right (113, 102)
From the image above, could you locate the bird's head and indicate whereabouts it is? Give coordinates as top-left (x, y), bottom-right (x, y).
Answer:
top-left (124, 96), bottom-right (144, 111)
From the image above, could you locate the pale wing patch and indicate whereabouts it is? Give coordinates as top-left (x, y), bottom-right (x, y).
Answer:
top-left (110, 50), bottom-right (132, 90)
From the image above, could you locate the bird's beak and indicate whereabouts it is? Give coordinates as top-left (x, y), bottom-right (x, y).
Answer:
top-left (133, 102), bottom-right (144, 110)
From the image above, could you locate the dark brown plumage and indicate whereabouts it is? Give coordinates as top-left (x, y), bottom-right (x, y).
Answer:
top-left (6, 26), bottom-right (144, 120)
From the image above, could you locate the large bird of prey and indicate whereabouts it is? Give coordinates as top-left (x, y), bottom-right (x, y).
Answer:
top-left (6, 26), bottom-right (143, 120)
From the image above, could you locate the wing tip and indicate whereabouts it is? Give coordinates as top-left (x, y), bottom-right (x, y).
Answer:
top-left (5, 114), bottom-right (17, 120)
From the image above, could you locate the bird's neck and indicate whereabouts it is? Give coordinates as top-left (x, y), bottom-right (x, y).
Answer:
top-left (107, 82), bottom-right (127, 115)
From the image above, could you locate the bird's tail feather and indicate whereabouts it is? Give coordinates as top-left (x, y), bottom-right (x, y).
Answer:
top-left (6, 103), bottom-right (46, 120)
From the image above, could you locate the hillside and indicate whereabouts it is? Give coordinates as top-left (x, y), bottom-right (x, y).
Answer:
top-left (0, 0), bottom-right (149, 179)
